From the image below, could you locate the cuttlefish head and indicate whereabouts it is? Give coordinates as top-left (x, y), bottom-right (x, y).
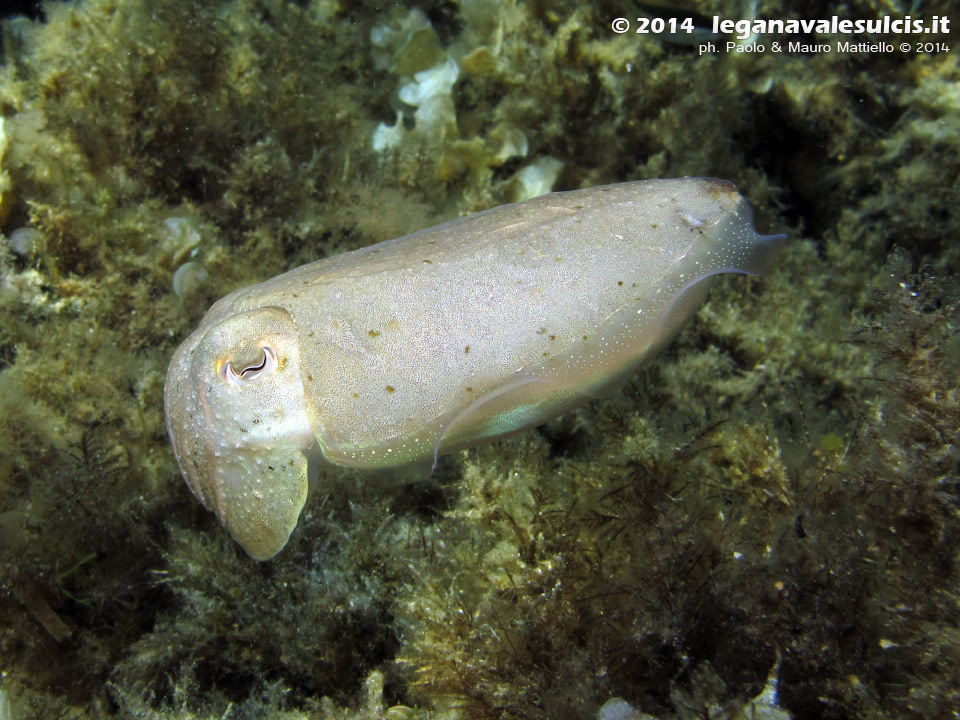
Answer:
top-left (164, 306), bottom-right (317, 560)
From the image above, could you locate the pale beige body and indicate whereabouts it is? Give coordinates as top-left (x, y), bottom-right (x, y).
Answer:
top-left (165, 178), bottom-right (783, 559)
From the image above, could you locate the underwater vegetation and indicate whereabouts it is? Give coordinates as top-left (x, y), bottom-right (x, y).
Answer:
top-left (0, 0), bottom-right (956, 718)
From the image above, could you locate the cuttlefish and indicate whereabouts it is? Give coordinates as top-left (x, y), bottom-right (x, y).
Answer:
top-left (164, 177), bottom-right (785, 559)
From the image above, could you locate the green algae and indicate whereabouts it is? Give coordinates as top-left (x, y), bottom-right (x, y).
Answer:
top-left (0, 0), bottom-right (957, 718)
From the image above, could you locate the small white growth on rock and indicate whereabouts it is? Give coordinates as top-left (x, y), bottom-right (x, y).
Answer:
top-left (160, 216), bottom-right (202, 266)
top-left (398, 56), bottom-right (460, 131)
top-left (160, 215), bottom-right (208, 296)
top-left (397, 56), bottom-right (459, 107)
top-left (172, 261), bottom-right (209, 297)
top-left (597, 697), bottom-right (654, 720)
top-left (489, 126), bottom-right (528, 165)
top-left (512, 157), bottom-right (564, 202)
top-left (8, 228), bottom-right (43, 257)
top-left (372, 111), bottom-right (405, 153)
top-left (372, 57), bottom-right (460, 154)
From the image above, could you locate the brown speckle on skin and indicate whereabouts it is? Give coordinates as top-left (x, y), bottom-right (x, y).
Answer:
top-left (386, 385), bottom-right (395, 393)
top-left (369, 329), bottom-right (381, 337)
top-left (464, 345), bottom-right (470, 354)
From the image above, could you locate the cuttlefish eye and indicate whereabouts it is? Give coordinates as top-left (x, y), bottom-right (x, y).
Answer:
top-left (218, 344), bottom-right (278, 385)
